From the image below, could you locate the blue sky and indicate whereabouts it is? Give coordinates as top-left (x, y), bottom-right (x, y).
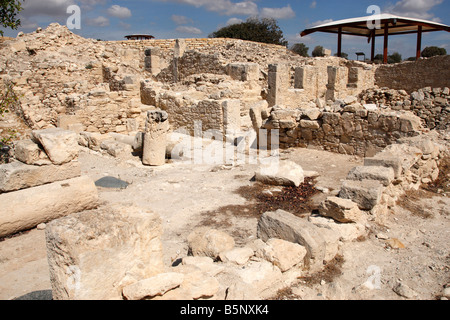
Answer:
top-left (4, 0), bottom-right (450, 59)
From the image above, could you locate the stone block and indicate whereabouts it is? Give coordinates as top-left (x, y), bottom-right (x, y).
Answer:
top-left (364, 157), bottom-right (403, 179)
top-left (339, 179), bottom-right (384, 210)
top-left (0, 160), bottom-right (81, 193)
top-left (100, 140), bottom-right (133, 158)
top-left (300, 120), bottom-right (320, 129)
top-left (46, 204), bottom-right (163, 300)
top-left (255, 238), bottom-right (307, 272)
top-left (0, 176), bottom-right (98, 238)
top-left (222, 99), bottom-right (241, 134)
top-left (14, 139), bottom-right (51, 165)
top-left (319, 196), bottom-right (363, 223)
top-left (346, 165), bottom-right (395, 186)
top-left (227, 63), bottom-right (259, 82)
top-left (32, 128), bottom-right (79, 165)
top-left (257, 209), bottom-right (327, 269)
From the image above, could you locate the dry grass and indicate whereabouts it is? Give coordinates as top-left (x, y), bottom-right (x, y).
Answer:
top-left (297, 254), bottom-right (345, 287)
top-left (199, 178), bottom-right (320, 228)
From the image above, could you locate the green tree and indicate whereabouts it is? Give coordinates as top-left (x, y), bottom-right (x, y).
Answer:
top-left (421, 46), bottom-right (447, 58)
top-left (388, 52), bottom-right (402, 64)
top-left (312, 45), bottom-right (325, 57)
top-left (373, 53), bottom-right (402, 64)
top-left (0, 0), bottom-right (23, 36)
top-left (291, 43), bottom-right (309, 57)
top-left (334, 52), bottom-right (348, 59)
top-left (209, 17), bottom-right (288, 47)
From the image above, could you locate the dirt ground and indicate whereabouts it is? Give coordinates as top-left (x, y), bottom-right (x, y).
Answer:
top-left (0, 145), bottom-right (448, 300)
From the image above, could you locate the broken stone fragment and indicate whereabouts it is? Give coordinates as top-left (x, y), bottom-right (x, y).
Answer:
top-left (255, 160), bottom-right (304, 187)
top-left (100, 140), bottom-right (133, 158)
top-left (255, 238), bottom-right (307, 272)
top-left (32, 128), bottom-right (79, 165)
top-left (219, 247), bottom-right (254, 266)
top-left (187, 227), bottom-right (235, 259)
top-left (14, 139), bottom-right (51, 165)
top-left (122, 272), bottom-right (184, 300)
top-left (319, 196), bottom-right (363, 223)
top-left (79, 132), bottom-right (111, 151)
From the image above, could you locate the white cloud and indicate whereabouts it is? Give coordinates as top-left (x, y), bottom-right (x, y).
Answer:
top-left (225, 1), bottom-right (259, 16)
top-left (21, 0), bottom-right (107, 17)
top-left (172, 15), bottom-right (194, 25)
top-left (86, 16), bottom-right (110, 27)
top-left (107, 5), bottom-right (132, 19)
top-left (310, 1), bottom-right (317, 9)
top-left (260, 5), bottom-right (296, 20)
top-left (161, 0), bottom-right (258, 16)
top-left (226, 18), bottom-right (244, 26)
top-left (385, 0), bottom-right (444, 21)
top-left (176, 26), bottom-right (202, 34)
top-left (21, 0), bottom-right (76, 18)
top-left (308, 19), bottom-right (333, 27)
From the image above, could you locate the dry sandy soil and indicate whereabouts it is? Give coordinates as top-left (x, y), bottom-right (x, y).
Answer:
top-left (0, 145), bottom-right (448, 300)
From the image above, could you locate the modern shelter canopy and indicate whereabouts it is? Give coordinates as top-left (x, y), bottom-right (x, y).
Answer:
top-left (300, 14), bottom-right (450, 63)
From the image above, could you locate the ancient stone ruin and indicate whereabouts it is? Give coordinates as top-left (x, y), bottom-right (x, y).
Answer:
top-left (0, 23), bottom-right (449, 301)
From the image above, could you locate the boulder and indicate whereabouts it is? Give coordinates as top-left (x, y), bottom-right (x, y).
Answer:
top-left (255, 160), bottom-right (304, 187)
top-left (319, 196), bottom-right (364, 223)
top-left (32, 128), bottom-right (79, 165)
top-left (46, 204), bottom-right (163, 300)
top-left (187, 227), bottom-right (235, 259)
top-left (0, 176), bottom-right (99, 238)
top-left (14, 139), bottom-right (50, 165)
top-left (0, 160), bottom-right (81, 193)
top-left (257, 210), bottom-right (327, 269)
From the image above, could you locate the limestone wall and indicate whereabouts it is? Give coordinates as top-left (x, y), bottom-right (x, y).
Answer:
top-left (375, 55), bottom-right (450, 93)
top-left (259, 104), bottom-right (423, 157)
top-left (359, 86), bottom-right (450, 130)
